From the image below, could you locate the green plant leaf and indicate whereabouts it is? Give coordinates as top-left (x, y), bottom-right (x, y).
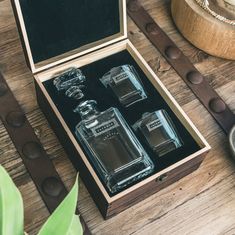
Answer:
top-left (0, 165), bottom-right (24, 235)
top-left (68, 215), bottom-right (83, 235)
top-left (38, 175), bottom-right (82, 235)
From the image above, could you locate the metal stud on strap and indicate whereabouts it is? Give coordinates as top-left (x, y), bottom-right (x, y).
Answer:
top-left (127, 0), bottom-right (235, 135)
top-left (0, 72), bottom-right (90, 234)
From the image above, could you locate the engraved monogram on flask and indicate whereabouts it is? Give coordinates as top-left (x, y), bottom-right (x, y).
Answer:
top-left (91, 119), bottom-right (119, 137)
top-left (146, 119), bottom-right (162, 131)
top-left (113, 72), bottom-right (128, 84)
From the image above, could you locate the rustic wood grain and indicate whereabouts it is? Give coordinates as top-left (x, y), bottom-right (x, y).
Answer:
top-left (171, 0), bottom-right (235, 60)
top-left (0, 0), bottom-right (235, 234)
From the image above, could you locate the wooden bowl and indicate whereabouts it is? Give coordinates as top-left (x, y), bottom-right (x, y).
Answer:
top-left (171, 0), bottom-right (235, 60)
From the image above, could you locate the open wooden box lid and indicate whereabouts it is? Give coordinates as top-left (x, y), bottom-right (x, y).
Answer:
top-left (12, 0), bottom-right (127, 73)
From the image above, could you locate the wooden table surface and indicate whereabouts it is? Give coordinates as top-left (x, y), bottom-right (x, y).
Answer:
top-left (0, 0), bottom-right (235, 234)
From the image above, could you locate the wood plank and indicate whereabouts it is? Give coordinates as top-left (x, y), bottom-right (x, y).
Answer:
top-left (0, 0), bottom-right (234, 234)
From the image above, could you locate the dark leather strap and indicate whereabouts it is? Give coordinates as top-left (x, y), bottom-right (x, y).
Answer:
top-left (127, 0), bottom-right (235, 135)
top-left (0, 72), bottom-right (90, 234)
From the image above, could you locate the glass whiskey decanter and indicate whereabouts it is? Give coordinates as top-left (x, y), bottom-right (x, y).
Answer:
top-left (133, 110), bottom-right (183, 157)
top-left (100, 65), bottom-right (147, 107)
top-left (74, 100), bottom-right (154, 194)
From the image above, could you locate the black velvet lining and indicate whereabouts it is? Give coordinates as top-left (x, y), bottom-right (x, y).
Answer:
top-left (43, 50), bottom-right (200, 196)
top-left (19, 0), bottom-right (121, 63)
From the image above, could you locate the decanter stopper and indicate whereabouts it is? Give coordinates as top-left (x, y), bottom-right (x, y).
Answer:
top-left (53, 67), bottom-right (86, 91)
top-left (74, 100), bottom-right (99, 119)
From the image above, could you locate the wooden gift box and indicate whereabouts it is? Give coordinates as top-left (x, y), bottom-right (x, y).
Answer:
top-left (11, 0), bottom-right (210, 219)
